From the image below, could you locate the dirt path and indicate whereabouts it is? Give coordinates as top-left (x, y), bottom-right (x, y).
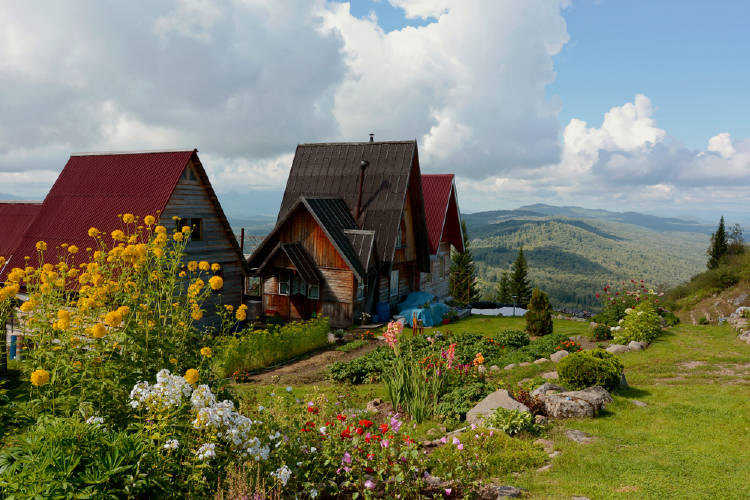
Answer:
top-left (244, 340), bottom-right (382, 385)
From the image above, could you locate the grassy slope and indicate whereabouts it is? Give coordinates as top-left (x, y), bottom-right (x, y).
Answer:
top-left (517, 323), bottom-right (750, 499)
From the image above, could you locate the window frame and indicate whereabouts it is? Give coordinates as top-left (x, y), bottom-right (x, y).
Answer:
top-left (308, 284), bottom-right (320, 300)
top-left (279, 273), bottom-right (290, 296)
top-left (389, 269), bottom-right (399, 297)
top-left (189, 218), bottom-right (203, 241)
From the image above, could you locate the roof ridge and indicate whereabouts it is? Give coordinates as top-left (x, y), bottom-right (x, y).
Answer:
top-left (0, 200), bottom-right (42, 204)
top-left (297, 140), bottom-right (416, 147)
top-left (343, 229), bottom-right (375, 235)
top-left (71, 149), bottom-right (196, 156)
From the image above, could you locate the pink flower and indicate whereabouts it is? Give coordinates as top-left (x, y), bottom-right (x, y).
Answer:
top-left (342, 451), bottom-right (352, 464)
top-left (457, 443), bottom-right (464, 450)
top-left (381, 439), bottom-right (390, 448)
top-left (470, 423), bottom-right (477, 430)
top-left (365, 479), bottom-right (376, 490)
top-left (440, 437), bottom-right (447, 444)
top-left (452, 437), bottom-right (460, 445)
top-left (390, 414), bottom-right (402, 432)
top-left (445, 488), bottom-right (452, 496)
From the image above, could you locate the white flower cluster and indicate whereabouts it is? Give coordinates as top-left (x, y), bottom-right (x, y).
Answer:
top-left (196, 442), bottom-right (216, 461)
top-left (190, 384), bottom-right (216, 410)
top-left (129, 369), bottom-right (192, 411)
top-left (86, 416), bottom-right (104, 426)
top-left (163, 439), bottom-right (180, 451)
top-left (270, 464), bottom-right (292, 486)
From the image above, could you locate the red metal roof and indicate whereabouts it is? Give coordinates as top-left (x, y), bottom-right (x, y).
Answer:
top-left (0, 202), bottom-right (42, 260)
top-left (421, 174), bottom-right (464, 254)
top-left (2, 151), bottom-right (195, 277)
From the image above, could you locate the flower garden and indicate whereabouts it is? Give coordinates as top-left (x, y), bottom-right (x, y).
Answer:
top-left (0, 215), bottom-right (680, 498)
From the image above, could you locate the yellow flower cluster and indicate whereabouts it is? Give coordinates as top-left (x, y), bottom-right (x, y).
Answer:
top-left (30, 369), bottom-right (50, 387)
top-left (184, 368), bottom-right (199, 384)
top-left (200, 347), bottom-right (213, 358)
top-left (236, 304), bottom-right (248, 321)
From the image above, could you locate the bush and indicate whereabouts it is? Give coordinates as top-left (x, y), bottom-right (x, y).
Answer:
top-left (698, 316), bottom-right (709, 325)
top-left (659, 308), bottom-right (680, 327)
top-left (214, 318), bottom-right (330, 377)
top-left (435, 381), bottom-right (493, 425)
top-left (557, 348), bottom-right (624, 391)
top-left (494, 329), bottom-right (530, 349)
top-left (525, 288), bottom-right (553, 336)
top-left (483, 408), bottom-right (539, 436)
top-left (590, 323), bottom-right (612, 341)
top-left (614, 301), bottom-right (662, 344)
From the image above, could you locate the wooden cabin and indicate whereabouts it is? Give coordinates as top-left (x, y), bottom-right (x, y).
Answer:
top-left (1, 150), bottom-right (247, 313)
top-left (247, 140), bottom-right (431, 328)
top-left (419, 174), bottom-right (464, 299)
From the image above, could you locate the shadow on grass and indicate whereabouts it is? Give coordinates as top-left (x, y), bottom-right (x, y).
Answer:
top-left (615, 386), bottom-right (651, 398)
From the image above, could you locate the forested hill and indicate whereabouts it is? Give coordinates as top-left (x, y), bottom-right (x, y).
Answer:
top-left (463, 206), bottom-right (709, 311)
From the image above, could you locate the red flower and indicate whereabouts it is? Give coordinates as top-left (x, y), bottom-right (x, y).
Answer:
top-left (336, 414), bottom-right (347, 422)
top-left (355, 427), bottom-right (364, 435)
top-left (359, 419), bottom-right (373, 428)
top-left (307, 406), bottom-right (319, 414)
top-left (365, 467), bottom-right (375, 473)
top-left (340, 426), bottom-right (353, 439)
top-left (379, 424), bottom-right (389, 434)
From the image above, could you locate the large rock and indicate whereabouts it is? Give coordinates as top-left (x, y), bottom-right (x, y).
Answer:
top-left (531, 382), bottom-right (568, 398)
top-left (606, 344), bottom-right (629, 354)
top-left (534, 358), bottom-right (550, 365)
top-left (504, 363), bottom-right (517, 371)
top-left (466, 389), bottom-right (529, 424)
top-left (541, 371), bottom-right (559, 380)
top-left (543, 386), bottom-right (612, 419)
top-left (550, 350), bottom-right (569, 363)
top-left (627, 341), bottom-right (647, 351)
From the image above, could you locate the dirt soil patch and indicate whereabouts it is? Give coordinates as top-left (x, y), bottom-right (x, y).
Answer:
top-left (244, 340), bottom-right (382, 385)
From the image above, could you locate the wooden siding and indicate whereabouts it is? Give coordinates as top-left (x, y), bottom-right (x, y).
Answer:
top-left (161, 159), bottom-right (245, 312)
top-left (420, 242), bottom-right (451, 299)
top-left (277, 207), bottom-right (349, 270)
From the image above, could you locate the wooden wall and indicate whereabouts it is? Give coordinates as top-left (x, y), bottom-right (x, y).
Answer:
top-left (161, 159), bottom-right (245, 315)
top-left (420, 241), bottom-right (451, 299)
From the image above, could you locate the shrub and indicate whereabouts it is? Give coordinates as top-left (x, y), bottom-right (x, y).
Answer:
top-left (659, 308), bottom-right (680, 327)
top-left (698, 316), bottom-right (709, 325)
top-left (483, 408), bottom-right (539, 436)
top-left (494, 329), bottom-right (530, 348)
top-left (214, 318), bottom-right (330, 377)
top-left (590, 323), bottom-right (612, 341)
top-left (557, 348), bottom-right (624, 391)
top-left (335, 339), bottom-right (367, 352)
top-left (435, 381), bottom-right (493, 425)
top-left (525, 288), bottom-right (553, 336)
top-left (614, 301), bottom-right (662, 344)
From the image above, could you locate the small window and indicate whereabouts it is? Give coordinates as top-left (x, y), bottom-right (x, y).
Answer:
top-left (190, 218), bottom-right (203, 241)
top-left (292, 276), bottom-right (306, 296)
top-left (308, 284), bottom-right (320, 300)
top-left (357, 281), bottom-right (366, 301)
top-left (279, 273), bottom-right (290, 296)
top-left (246, 277), bottom-right (261, 297)
top-left (390, 270), bottom-right (399, 297)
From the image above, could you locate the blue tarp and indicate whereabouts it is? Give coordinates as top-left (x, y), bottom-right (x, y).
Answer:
top-left (396, 292), bottom-right (450, 327)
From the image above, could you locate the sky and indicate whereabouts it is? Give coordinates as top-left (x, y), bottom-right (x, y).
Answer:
top-left (1, 0), bottom-right (749, 223)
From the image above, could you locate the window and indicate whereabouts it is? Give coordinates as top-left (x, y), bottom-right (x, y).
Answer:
top-left (190, 218), bottom-right (203, 241)
top-left (395, 218), bottom-right (406, 249)
top-left (390, 270), bottom-right (399, 297)
top-left (279, 273), bottom-right (290, 295)
top-left (292, 276), bottom-right (306, 296)
top-left (357, 281), bottom-right (366, 301)
top-left (246, 277), bottom-right (261, 297)
top-left (308, 284), bottom-right (320, 300)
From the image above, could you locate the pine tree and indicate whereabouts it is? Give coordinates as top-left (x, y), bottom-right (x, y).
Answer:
top-left (449, 220), bottom-right (480, 305)
top-left (707, 216), bottom-right (728, 269)
top-left (496, 271), bottom-right (511, 303)
top-left (509, 247), bottom-right (532, 305)
top-left (526, 288), bottom-right (553, 336)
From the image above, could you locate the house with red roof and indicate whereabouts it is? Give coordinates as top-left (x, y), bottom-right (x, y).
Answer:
top-left (0, 201), bottom-right (42, 272)
top-left (1, 150), bottom-right (248, 311)
top-left (420, 174), bottom-right (464, 299)
top-left (247, 140), bottom-right (431, 327)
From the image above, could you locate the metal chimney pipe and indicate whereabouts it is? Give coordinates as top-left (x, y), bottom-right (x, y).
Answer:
top-left (240, 227), bottom-right (245, 253)
top-left (356, 160), bottom-right (369, 219)
top-left (369, 133), bottom-right (374, 143)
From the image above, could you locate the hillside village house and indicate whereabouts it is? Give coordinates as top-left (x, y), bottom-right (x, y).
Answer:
top-left (0, 201), bottom-right (42, 265)
top-left (247, 140), bottom-right (431, 328)
top-left (0, 150), bottom-right (247, 312)
top-left (420, 174), bottom-right (464, 299)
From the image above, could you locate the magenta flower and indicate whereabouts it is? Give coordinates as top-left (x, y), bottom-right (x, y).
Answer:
top-left (342, 451), bottom-right (352, 464)
top-left (365, 479), bottom-right (376, 490)
top-left (440, 436), bottom-right (447, 444)
top-left (457, 443), bottom-right (464, 450)
top-left (390, 414), bottom-right (402, 432)
top-left (445, 488), bottom-right (452, 496)
top-left (381, 439), bottom-right (390, 448)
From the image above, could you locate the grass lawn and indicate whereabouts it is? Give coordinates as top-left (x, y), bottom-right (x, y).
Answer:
top-left (423, 315), bottom-right (590, 339)
top-left (516, 323), bottom-right (750, 499)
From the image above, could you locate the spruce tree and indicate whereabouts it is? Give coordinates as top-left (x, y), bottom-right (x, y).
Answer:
top-left (526, 288), bottom-right (553, 336)
top-left (707, 216), bottom-right (728, 269)
top-left (509, 247), bottom-right (532, 305)
top-left (449, 220), bottom-right (480, 305)
top-left (496, 271), bottom-right (511, 303)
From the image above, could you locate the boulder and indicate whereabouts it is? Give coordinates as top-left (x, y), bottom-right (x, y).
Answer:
top-left (627, 341), bottom-right (647, 351)
top-left (477, 365), bottom-right (487, 374)
top-left (631, 399), bottom-right (648, 407)
top-left (533, 438), bottom-right (555, 453)
top-left (466, 389), bottom-right (529, 425)
top-left (606, 344), bottom-right (629, 354)
top-left (534, 358), bottom-right (550, 365)
top-left (494, 486), bottom-right (525, 498)
top-left (571, 386), bottom-right (613, 409)
top-left (327, 332), bottom-right (337, 344)
top-left (734, 295), bottom-right (748, 306)
top-left (504, 363), bottom-right (517, 371)
top-left (490, 365), bottom-right (500, 372)
top-left (534, 415), bottom-right (548, 425)
top-left (550, 350), bottom-right (569, 363)
top-left (531, 382), bottom-right (567, 398)
top-left (739, 331), bottom-right (750, 342)
top-left (519, 362), bottom-right (531, 367)
top-left (541, 371), bottom-right (559, 380)
top-left (543, 386), bottom-right (612, 419)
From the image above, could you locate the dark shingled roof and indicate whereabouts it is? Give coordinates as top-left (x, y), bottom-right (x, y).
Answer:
top-left (278, 141), bottom-right (430, 271)
top-left (344, 229), bottom-right (377, 272)
top-left (280, 243), bottom-right (321, 284)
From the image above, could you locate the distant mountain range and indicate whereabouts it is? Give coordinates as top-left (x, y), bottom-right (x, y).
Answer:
top-left (463, 205), bottom-right (710, 310)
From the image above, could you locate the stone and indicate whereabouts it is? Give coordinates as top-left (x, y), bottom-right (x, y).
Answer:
top-left (533, 438), bottom-right (555, 453)
top-left (495, 485), bottom-right (525, 498)
top-left (541, 371), bottom-right (559, 380)
top-left (490, 364), bottom-right (500, 371)
top-left (531, 382), bottom-right (568, 398)
top-left (375, 335), bottom-right (385, 341)
top-left (504, 363), bottom-right (517, 371)
top-left (365, 398), bottom-right (382, 413)
top-left (606, 344), bottom-right (629, 354)
top-left (327, 332), bottom-right (337, 344)
top-left (739, 331), bottom-right (750, 341)
top-left (534, 357), bottom-right (550, 365)
top-left (569, 335), bottom-right (586, 343)
top-left (627, 341), bottom-right (647, 351)
top-left (548, 450), bottom-right (561, 459)
top-left (565, 429), bottom-right (596, 444)
top-left (537, 464), bottom-right (553, 472)
top-left (519, 362), bottom-right (531, 367)
top-left (734, 294), bottom-right (748, 306)
top-left (544, 386), bottom-right (612, 419)
top-left (534, 414), bottom-right (548, 425)
top-left (426, 428), bottom-right (439, 436)
top-left (466, 389), bottom-right (529, 424)
top-left (477, 365), bottom-right (487, 374)
top-left (631, 399), bottom-right (648, 407)
top-left (551, 350), bottom-right (569, 363)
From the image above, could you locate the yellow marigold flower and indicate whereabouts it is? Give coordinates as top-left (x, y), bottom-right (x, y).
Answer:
top-left (68, 268), bottom-right (80, 278)
top-left (155, 225), bottom-right (167, 234)
top-left (128, 235), bottom-right (138, 244)
top-left (54, 278), bottom-right (65, 288)
top-left (172, 216), bottom-right (180, 221)
top-left (35, 241), bottom-right (47, 252)
top-left (184, 368), bottom-right (199, 384)
top-left (91, 323), bottom-right (107, 338)
top-left (30, 369), bottom-right (50, 387)
top-left (42, 263), bottom-right (54, 272)
top-left (200, 347), bottom-right (213, 358)
top-left (0, 256), bottom-right (5, 267)
top-left (198, 261), bottom-right (210, 271)
top-left (123, 213), bottom-right (135, 224)
top-left (181, 225), bottom-right (191, 234)
top-left (211, 263), bottom-right (221, 272)
top-left (57, 310), bottom-right (70, 321)
top-left (191, 308), bottom-right (204, 321)
top-left (111, 229), bottom-right (125, 241)
top-left (153, 247), bottom-right (164, 258)
top-left (19, 301), bottom-right (33, 312)
top-left (224, 304), bottom-right (234, 312)
top-left (194, 279), bottom-right (204, 289)
top-left (72, 360), bottom-right (82, 371)
top-left (88, 227), bottom-right (100, 239)
top-left (39, 283), bottom-right (52, 294)
top-left (187, 261), bottom-right (198, 272)
top-left (172, 232), bottom-right (184, 242)
top-left (236, 307), bottom-right (247, 322)
top-left (144, 215), bottom-right (156, 226)
top-left (117, 305), bottom-right (131, 317)
top-left (68, 245), bottom-right (79, 254)
top-left (179, 271), bottom-right (186, 277)
top-left (169, 357), bottom-right (178, 365)
top-left (209, 276), bottom-right (223, 291)
top-left (104, 310), bottom-right (123, 327)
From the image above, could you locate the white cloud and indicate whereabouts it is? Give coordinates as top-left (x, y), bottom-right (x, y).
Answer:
top-left (386, 0), bottom-right (450, 19)
top-left (707, 132), bottom-right (736, 159)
